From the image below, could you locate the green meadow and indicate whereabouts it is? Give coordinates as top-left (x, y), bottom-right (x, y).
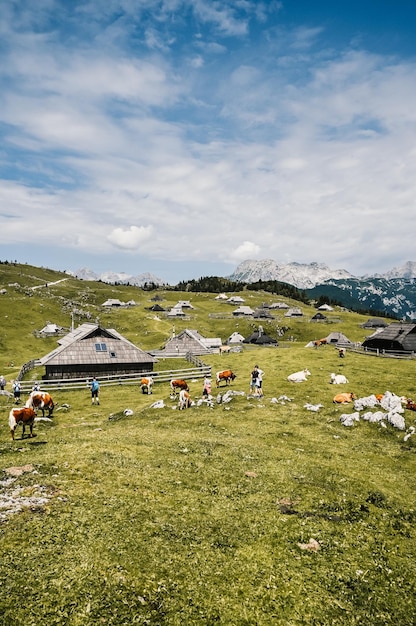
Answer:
top-left (0, 263), bottom-right (415, 625)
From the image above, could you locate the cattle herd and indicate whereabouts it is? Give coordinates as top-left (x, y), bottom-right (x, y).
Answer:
top-left (8, 390), bottom-right (55, 440)
top-left (5, 366), bottom-right (416, 440)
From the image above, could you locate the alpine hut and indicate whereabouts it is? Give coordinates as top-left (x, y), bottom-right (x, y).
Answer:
top-left (362, 322), bottom-right (416, 354)
top-left (39, 323), bottom-right (156, 380)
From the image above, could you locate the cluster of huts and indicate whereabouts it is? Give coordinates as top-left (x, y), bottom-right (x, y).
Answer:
top-left (33, 290), bottom-right (416, 382)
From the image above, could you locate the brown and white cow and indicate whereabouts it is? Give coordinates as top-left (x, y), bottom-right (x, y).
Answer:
top-left (215, 370), bottom-right (236, 387)
top-left (9, 407), bottom-right (37, 440)
top-left (178, 389), bottom-right (192, 410)
top-left (170, 379), bottom-right (189, 394)
top-left (26, 391), bottom-right (55, 417)
top-left (140, 377), bottom-right (154, 395)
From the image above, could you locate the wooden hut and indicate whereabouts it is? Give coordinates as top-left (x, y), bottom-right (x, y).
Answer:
top-left (39, 323), bottom-right (156, 380)
top-left (362, 322), bottom-right (416, 353)
top-left (161, 329), bottom-right (220, 356)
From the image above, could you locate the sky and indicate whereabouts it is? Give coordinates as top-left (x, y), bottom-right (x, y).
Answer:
top-left (1, 0), bottom-right (416, 284)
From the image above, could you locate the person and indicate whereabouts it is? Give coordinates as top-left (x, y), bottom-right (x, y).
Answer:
top-left (250, 365), bottom-right (260, 396)
top-left (0, 375), bottom-right (6, 391)
top-left (32, 381), bottom-right (40, 392)
top-left (255, 365), bottom-right (265, 397)
top-left (90, 377), bottom-right (100, 405)
top-left (13, 380), bottom-right (21, 404)
top-left (202, 377), bottom-right (212, 398)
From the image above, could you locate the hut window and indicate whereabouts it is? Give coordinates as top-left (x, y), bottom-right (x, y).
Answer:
top-left (95, 342), bottom-right (107, 352)
top-left (110, 351), bottom-right (116, 358)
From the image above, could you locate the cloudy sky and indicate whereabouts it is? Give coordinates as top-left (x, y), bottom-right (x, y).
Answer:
top-left (1, 0), bottom-right (416, 284)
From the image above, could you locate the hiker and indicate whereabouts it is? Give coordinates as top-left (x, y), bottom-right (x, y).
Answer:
top-left (0, 375), bottom-right (6, 391)
top-left (255, 365), bottom-right (265, 397)
top-left (250, 365), bottom-right (263, 396)
top-left (202, 377), bottom-right (212, 398)
top-left (90, 377), bottom-right (100, 405)
top-left (13, 380), bottom-right (21, 404)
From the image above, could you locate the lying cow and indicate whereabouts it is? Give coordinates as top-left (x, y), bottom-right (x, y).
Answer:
top-left (140, 377), bottom-right (154, 395)
top-left (216, 369), bottom-right (236, 387)
top-left (9, 407), bottom-right (37, 440)
top-left (330, 373), bottom-right (349, 384)
top-left (170, 379), bottom-right (189, 394)
top-left (178, 389), bottom-right (192, 410)
top-left (287, 369), bottom-right (311, 383)
top-left (25, 391), bottom-right (54, 417)
top-left (333, 392), bottom-right (356, 404)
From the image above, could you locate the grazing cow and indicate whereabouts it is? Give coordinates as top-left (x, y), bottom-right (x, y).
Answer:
top-left (333, 392), bottom-right (356, 404)
top-left (215, 370), bottom-right (236, 387)
top-left (9, 407), bottom-right (37, 440)
top-left (314, 338), bottom-right (327, 347)
top-left (140, 377), bottom-right (154, 395)
top-left (26, 391), bottom-right (55, 417)
top-left (170, 379), bottom-right (189, 394)
top-left (405, 398), bottom-right (416, 411)
top-left (287, 369), bottom-right (311, 383)
top-left (178, 389), bottom-right (191, 410)
top-left (219, 345), bottom-right (231, 355)
top-left (330, 373), bottom-right (349, 385)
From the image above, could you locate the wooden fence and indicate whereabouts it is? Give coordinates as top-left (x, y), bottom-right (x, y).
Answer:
top-left (349, 346), bottom-right (416, 360)
top-left (16, 353), bottom-right (211, 394)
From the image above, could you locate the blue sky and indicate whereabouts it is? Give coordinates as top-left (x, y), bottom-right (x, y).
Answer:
top-left (1, 0), bottom-right (416, 284)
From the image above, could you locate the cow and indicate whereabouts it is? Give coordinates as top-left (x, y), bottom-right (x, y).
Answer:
top-left (9, 407), bottom-right (37, 440)
top-left (25, 391), bottom-right (55, 417)
top-left (287, 369), bottom-right (311, 383)
top-left (405, 398), bottom-right (416, 411)
top-left (314, 338), bottom-right (327, 348)
top-left (333, 392), bottom-right (356, 404)
top-left (330, 373), bottom-right (349, 385)
top-left (215, 370), bottom-right (236, 387)
top-left (140, 377), bottom-right (154, 395)
top-left (178, 389), bottom-right (192, 410)
top-left (170, 379), bottom-right (189, 394)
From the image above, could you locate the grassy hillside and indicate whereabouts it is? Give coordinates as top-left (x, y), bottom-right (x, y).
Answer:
top-left (0, 263), bottom-right (415, 625)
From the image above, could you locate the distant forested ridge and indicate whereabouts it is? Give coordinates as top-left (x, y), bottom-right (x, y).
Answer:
top-left (172, 276), bottom-right (309, 302)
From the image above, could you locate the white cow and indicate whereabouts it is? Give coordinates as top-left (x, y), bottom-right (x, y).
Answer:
top-left (330, 373), bottom-right (349, 384)
top-left (287, 369), bottom-right (311, 383)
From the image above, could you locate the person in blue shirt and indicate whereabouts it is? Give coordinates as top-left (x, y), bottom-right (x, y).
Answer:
top-left (90, 377), bottom-right (100, 405)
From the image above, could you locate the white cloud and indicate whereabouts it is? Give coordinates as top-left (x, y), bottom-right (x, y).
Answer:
top-left (229, 241), bottom-right (261, 262)
top-left (107, 225), bottom-right (154, 250)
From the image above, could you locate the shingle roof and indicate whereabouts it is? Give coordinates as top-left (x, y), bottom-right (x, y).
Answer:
top-left (363, 322), bottom-right (416, 352)
top-left (39, 324), bottom-right (155, 366)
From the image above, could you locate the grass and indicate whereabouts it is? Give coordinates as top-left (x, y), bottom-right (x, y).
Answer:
top-left (0, 264), bottom-right (416, 624)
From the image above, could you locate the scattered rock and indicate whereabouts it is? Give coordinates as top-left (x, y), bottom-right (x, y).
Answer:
top-left (4, 464), bottom-right (34, 477)
top-left (298, 538), bottom-right (321, 552)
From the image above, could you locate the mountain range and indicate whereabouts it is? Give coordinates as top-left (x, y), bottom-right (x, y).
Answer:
top-left (72, 259), bottom-right (416, 320)
top-left (228, 259), bottom-right (416, 320)
top-left (227, 259), bottom-right (416, 289)
top-left (70, 267), bottom-right (167, 287)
